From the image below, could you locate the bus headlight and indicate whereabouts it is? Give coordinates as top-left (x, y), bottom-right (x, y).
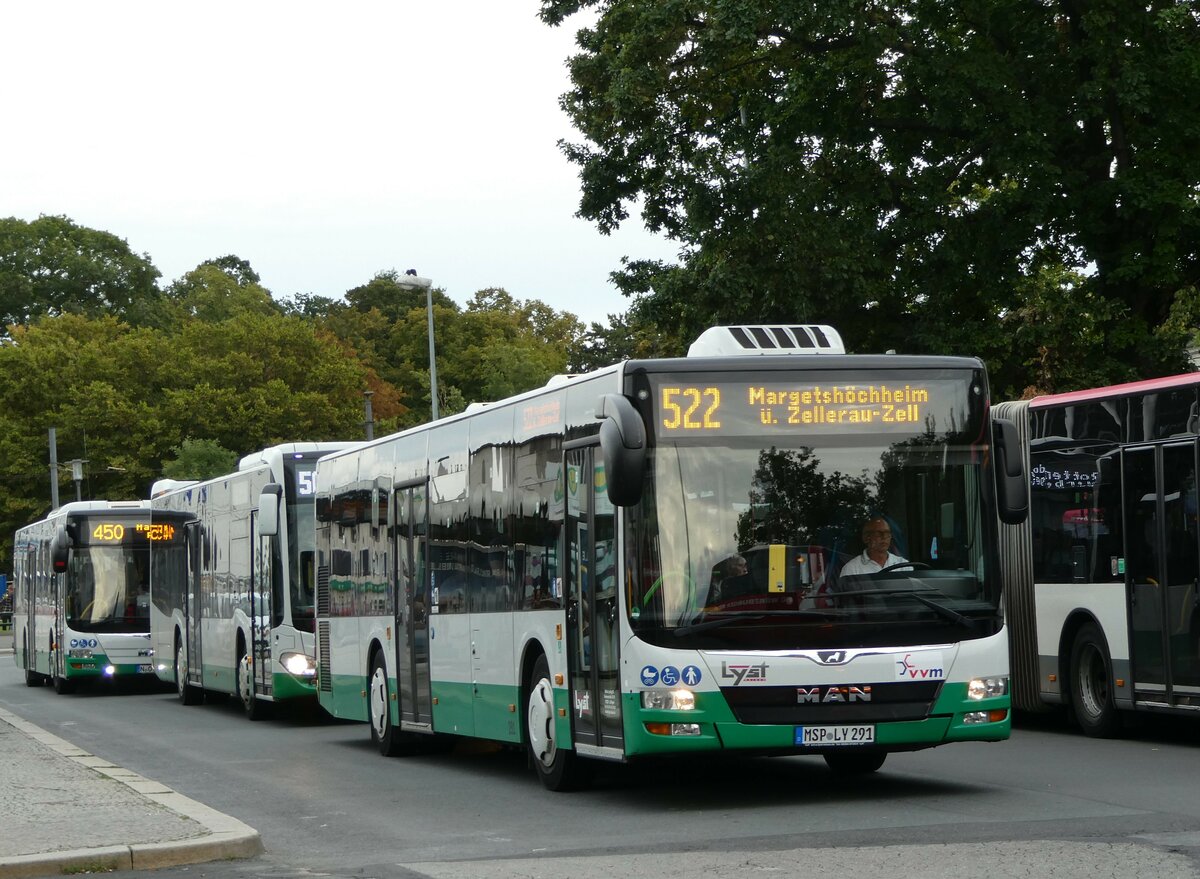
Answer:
top-left (641, 689), bottom-right (696, 710)
top-left (68, 649), bottom-right (94, 658)
top-left (967, 677), bottom-right (1008, 700)
top-left (281, 652), bottom-right (316, 677)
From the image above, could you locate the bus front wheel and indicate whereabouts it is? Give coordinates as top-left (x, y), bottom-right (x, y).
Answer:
top-left (369, 651), bottom-right (401, 756)
top-left (1069, 622), bottom-right (1122, 738)
top-left (824, 750), bottom-right (887, 775)
top-left (525, 654), bottom-right (590, 792)
top-left (176, 639), bottom-right (202, 706)
top-left (238, 648), bottom-right (270, 721)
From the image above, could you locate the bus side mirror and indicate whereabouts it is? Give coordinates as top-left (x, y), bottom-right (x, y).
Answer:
top-left (597, 393), bottom-right (647, 507)
top-left (258, 484), bottom-right (282, 537)
top-left (51, 527), bottom-right (70, 573)
top-left (993, 417), bottom-right (1028, 525)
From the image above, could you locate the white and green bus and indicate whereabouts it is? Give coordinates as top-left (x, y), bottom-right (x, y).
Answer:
top-left (998, 373), bottom-right (1200, 735)
top-left (149, 442), bottom-right (351, 718)
top-left (315, 325), bottom-right (1028, 789)
top-left (13, 500), bottom-right (190, 693)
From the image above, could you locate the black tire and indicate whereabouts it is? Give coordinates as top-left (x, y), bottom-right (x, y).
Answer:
top-left (525, 654), bottom-right (590, 791)
top-left (238, 642), bottom-right (270, 721)
top-left (53, 674), bottom-right (75, 695)
top-left (23, 638), bottom-right (45, 687)
top-left (176, 638), bottom-right (202, 705)
top-left (1069, 622), bottom-right (1122, 737)
top-left (824, 750), bottom-right (887, 775)
top-left (369, 650), bottom-right (402, 756)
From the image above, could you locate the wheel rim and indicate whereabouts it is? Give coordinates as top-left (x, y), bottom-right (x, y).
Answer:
top-left (1077, 643), bottom-right (1107, 720)
top-left (527, 676), bottom-right (556, 768)
top-left (369, 666), bottom-right (389, 739)
top-left (238, 654), bottom-right (253, 707)
top-left (176, 644), bottom-right (187, 697)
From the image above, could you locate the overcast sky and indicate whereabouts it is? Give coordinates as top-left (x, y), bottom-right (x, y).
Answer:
top-left (1, 2), bottom-right (678, 326)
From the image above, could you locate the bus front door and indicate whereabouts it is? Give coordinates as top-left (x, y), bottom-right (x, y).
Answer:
top-left (184, 521), bottom-right (202, 688)
top-left (249, 510), bottom-right (272, 698)
top-left (565, 445), bottom-right (624, 755)
top-left (395, 482), bottom-right (433, 728)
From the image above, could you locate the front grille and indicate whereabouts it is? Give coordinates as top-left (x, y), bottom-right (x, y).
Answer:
top-left (721, 681), bottom-right (942, 724)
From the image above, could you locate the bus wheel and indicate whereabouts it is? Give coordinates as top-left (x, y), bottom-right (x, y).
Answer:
top-left (238, 651), bottom-right (270, 721)
top-left (1070, 623), bottom-right (1122, 738)
top-left (53, 674), bottom-right (75, 695)
top-left (23, 639), bottom-right (44, 687)
top-left (824, 750), bottom-right (887, 775)
top-left (369, 651), bottom-right (401, 756)
top-left (525, 654), bottom-right (590, 791)
top-left (175, 640), bottom-right (202, 705)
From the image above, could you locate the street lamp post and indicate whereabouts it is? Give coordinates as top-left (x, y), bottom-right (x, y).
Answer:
top-left (400, 270), bottom-right (438, 421)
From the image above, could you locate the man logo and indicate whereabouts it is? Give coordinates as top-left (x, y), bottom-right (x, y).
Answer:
top-left (797, 685), bottom-right (872, 704)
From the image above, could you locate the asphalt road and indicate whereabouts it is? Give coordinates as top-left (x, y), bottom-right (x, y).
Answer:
top-left (2, 655), bottom-right (1199, 878)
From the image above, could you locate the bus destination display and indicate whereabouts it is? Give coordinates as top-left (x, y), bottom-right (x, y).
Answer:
top-left (78, 519), bottom-right (183, 545)
top-left (652, 378), bottom-right (967, 437)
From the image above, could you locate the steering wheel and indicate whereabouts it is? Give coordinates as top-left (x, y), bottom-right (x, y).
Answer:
top-left (877, 561), bottom-right (930, 574)
top-left (635, 571), bottom-right (694, 615)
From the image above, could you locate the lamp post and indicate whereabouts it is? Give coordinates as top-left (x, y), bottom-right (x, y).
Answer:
top-left (68, 458), bottom-right (87, 502)
top-left (400, 270), bottom-right (438, 421)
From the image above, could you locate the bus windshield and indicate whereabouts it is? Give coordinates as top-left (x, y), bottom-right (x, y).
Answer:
top-left (629, 368), bottom-right (998, 650)
top-left (66, 546), bottom-right (151, 633)
top-left (286, 456), bottom-right (321, 633)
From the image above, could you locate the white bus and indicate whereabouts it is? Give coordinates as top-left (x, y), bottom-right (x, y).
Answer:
top-left (13, 500), bottom-right (189, 693)
top-left (314, 325), bottom-right (1028, 789)
top-left (998, 373), bottom-right (1200, 735)
top-left (150, 442), bottom-right (351, 718)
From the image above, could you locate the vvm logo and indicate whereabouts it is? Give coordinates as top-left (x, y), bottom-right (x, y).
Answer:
top-left (895, 652), bottom-right (945, 681)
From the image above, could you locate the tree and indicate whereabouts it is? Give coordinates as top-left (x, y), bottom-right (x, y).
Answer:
top-left (161, 438), bottom-right (238, 481)
top-left (0, 215), bottom-right (164, 329)
top-left (541, 1), bottom-right (1200, 395)
top-left (165, 260), bottom-right (281, 323)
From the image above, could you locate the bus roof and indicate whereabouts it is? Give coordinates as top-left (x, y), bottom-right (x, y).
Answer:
top-left (1031, 372), bottom-right (1200, 410)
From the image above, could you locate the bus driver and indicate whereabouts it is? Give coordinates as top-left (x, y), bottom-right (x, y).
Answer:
top-left (840, 516), bottom-right (912, 576)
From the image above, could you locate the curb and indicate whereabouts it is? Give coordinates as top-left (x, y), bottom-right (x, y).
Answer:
top-left (0, 707), bottom-right (262, 879)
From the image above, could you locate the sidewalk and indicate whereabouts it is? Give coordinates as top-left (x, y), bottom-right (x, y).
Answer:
top-left (0, 635), bottom-right (262, 879)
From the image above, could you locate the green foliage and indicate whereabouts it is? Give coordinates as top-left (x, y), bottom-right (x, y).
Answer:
top-left (165, 261), bottom-right (281, 323)
top-left (161, 438), bottom-right (239, 481)
top-left (542, 0), bottom-right (1200, 391)
top-left (0, 215), bottom-right (164, 329)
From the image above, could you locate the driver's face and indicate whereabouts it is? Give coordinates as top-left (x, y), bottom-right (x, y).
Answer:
top-left (863, 524), bottom-right (891, 547)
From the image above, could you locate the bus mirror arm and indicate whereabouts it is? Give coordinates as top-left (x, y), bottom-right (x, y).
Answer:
top-left (597, 394), bottom-right (647, 507)
top-left (993, 417), bottom-right (1028, 525)
top-left (258, 484), bottom-right (283, 537)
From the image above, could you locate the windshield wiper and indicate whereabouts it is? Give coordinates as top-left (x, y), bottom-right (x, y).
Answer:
top-left (673, 609), bottom-right (835, 638)
top-left (827, 586), bottom-right (976, 627)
